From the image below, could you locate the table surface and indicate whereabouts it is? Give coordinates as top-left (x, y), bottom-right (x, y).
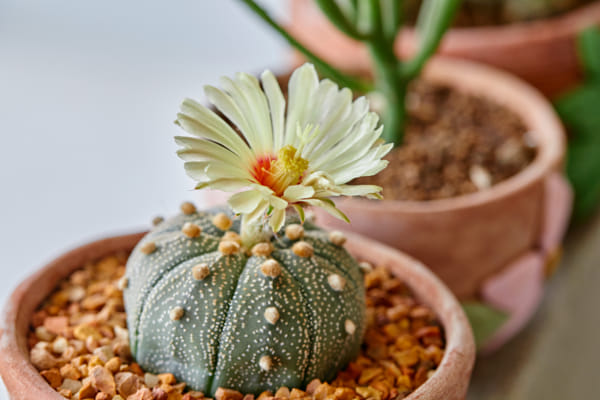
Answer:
top-left (2, 1), bottom-right (599, 399)
top-left (467, 210), bottom-right (600, 400)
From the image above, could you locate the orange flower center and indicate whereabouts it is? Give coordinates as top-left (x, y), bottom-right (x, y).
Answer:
top-left (250, 145), bottom-right (309, 196)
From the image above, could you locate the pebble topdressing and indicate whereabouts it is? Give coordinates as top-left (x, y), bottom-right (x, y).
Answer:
top-left (28, 248), bottom-right (445, 400)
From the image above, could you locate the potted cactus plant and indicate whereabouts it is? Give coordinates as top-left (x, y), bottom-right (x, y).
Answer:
top-left (288, 0), bottom-right (600, 98)
top-left (124, 64), bottom-right (392, 394)
top-left (236, 0), bottom-right (572, 351)
top-left (0, 63), bottom-right (475, 400)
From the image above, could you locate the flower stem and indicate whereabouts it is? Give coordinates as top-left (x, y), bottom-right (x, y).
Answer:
top-left (240, 214), bottom-right (270, 249)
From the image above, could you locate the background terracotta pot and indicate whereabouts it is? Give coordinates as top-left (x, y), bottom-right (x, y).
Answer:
top-left (0, 231), bottom-right (475, 400)
top-left (288, 0), bottom-right (600, 98)
top-left (309, 57), bottom-right (571, 352)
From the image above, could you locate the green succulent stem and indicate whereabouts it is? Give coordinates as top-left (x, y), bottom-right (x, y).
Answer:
top-left (237, 0), bottom-right (459, 146)
top-left (240, 214), bottom-right (270, 249)
top-left (369, 43), bottom-right (407, 146)
top-left (314, 0), bottom-right (370, 41)
top-left (365, 0), bottom-right (407, 146)
top-left (402, 0), bottom-right (461, 80)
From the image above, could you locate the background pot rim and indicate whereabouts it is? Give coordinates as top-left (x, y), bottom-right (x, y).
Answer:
top-left (335, 57), bottom-right (565, 214)
top-left (422, 1), bottom-right (600, 51)
top-left (0, 230), bottom-right (475, 400)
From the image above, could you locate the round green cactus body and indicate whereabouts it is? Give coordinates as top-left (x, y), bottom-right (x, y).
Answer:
top-left (123, 206), bottom-right (366, 395)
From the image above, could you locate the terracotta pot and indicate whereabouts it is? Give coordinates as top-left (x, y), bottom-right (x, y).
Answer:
top-left (0, 231), bottom-right (475, 400)
top-left (307, 57), bottom-right (571, 351)
top-left (288, 0), bottom-right (600, 97)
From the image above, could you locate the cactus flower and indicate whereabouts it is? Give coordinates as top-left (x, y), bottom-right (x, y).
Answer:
top-left (175, 63), bottom-right (391, 245)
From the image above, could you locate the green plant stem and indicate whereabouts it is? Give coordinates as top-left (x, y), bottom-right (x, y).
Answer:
top-left (240, 214), bottom-right (269, 249)
top-left (401, 0), bottom-right (461, 80)
top-left (366, 0), bottom-right (405, 146)
top-left (238, 0), bottom-right (372, 94)
top-left (381, 0), bottom-right (403, 42)
top-left (368, 46), bottom-right (406, 146)
top-left (579, 27), bottom-right (600, 80)
top-left (314, 0), bottom-right (369, 40)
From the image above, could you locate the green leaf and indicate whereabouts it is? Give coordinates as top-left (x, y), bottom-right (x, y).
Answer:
top-left (379, 0), bottom-right (402, 42)
top-left (579, 26), bottom-right (600, 80)
top-left (462, 301), bottom-right (509, 350)
top-left (315, 0), bottom-right (368, 40)
top-left (402, 0), bottom-right (460, 79)
top-left (293, 204), bottom-right (305, 223)
top-left (335, 0), bottom-right (359, 25)
top-left (554, 27), bottom-right (600, 221)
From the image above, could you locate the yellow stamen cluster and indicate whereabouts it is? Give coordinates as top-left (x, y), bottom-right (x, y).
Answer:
top-left (268, 145), bottom-right (309, 195)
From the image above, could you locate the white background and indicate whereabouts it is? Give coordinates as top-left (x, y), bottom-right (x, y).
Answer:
top-left (0, 1), bottom-right (288, 397)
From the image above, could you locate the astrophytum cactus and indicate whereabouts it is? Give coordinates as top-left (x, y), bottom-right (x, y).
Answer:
top-left (124, 63), bottom-right (390, 395)
top-left (123, 205), bottom-right (366, 395)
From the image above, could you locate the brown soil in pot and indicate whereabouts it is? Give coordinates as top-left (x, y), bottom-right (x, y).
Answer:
top-left (355, 81), bottom-right (537, 201)
top-left (405, 0), bottom-right (596, 26)
top-left (27, 251), bottom-right (446, 400)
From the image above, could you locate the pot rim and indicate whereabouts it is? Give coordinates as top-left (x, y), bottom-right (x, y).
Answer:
top-left (0, 232), bottom-right (145, 400)
top-left (335, 56), bottom-right (565, 214)
top-left (0, 231), bottom-right (475, 400)
top-left (344, 231), bottom-right (475, 400)
top-left (425, 1), bottom-right (600, 52)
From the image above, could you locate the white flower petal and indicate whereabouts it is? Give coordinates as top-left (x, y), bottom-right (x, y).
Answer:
top-left (307, 96), bottom-right (369, 164)
top-left (177, 99), bottom-right (253, 162)
top-left (195, 178), bottom-right (249, 191)
top-left (334, 184), bottom-right (383, 197)
top-left (304, 198), bottom-right (350, 223)
top-left (204, 85), bottom-right (259, 148)
top-left (283, 185), bottom-right (315, 202)
top-left (301, 82), bottom-right (354, 158)
top-left (327, 141), bottom-right (392, 183)
top-left (246, 198), bottom-right (271, 222)
top-left (220, 73), bottom-right (273, 153)
top-left (175, 136), bottom-right (241, 165)
top-left (183, 161), bottom-right (209, 181)
top-left (329, 152), bottom-right (390, 184)
top-left (261, 70), bottom-right (286, 150)
top-left (315, 114), bottom-right (382, 172)
top-left (269, 208), bottom-right (286, 233)
top-left (267, 194), bottom-right (289, 210)
top-left (228, 190), bottom-right (265, 214)
top-left (184, 161), bottom-right (250, 182)
top-left (285, 64), bottom-right (319, 148)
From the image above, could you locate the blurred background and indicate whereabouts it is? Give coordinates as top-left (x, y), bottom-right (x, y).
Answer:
top-left (1, 1), bottom-right (599, 399)
top-left (0, 0), bottom-right (287, 317)
top-left (0, 2), bottom-right (286, 396)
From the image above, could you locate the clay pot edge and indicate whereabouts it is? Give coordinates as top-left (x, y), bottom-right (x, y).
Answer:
top-left (344, 231), bottom-right (476, 400)
top-left (0, 230), bottom-right (475, 400)
top-left (422, 1), bottom-right (600, 52)
top-left (0, 232), bottom-right (145, 400)
top-left (333, 56), bottom-right (566, 215)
